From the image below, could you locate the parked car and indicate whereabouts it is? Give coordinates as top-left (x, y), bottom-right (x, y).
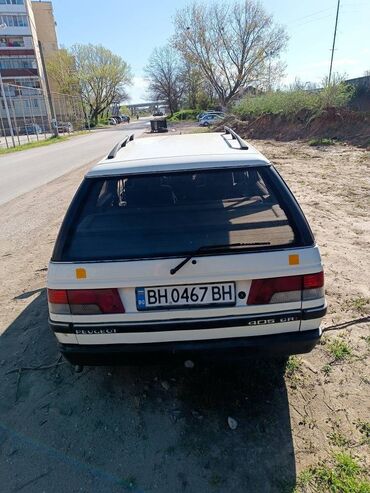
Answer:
top-left (199, 114), bottom-right (224, 126)
top-left (120, 115), bottom-right (130, 122)
top-left (153, 110), bottom-right (164, 117)
top-left (197, 110), bottom-right (224, 121)
top-left (47, 127), bottom-right (326, 367)
top-left (21, 123), bottom-right (42, 135)
top-left (108, 118), bottom-right (117, 125)
top-left (57, 121), bottom-right (73, 133)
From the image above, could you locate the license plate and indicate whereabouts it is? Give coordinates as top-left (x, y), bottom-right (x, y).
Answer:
top-left (136, 282), bottom-right (236, 310)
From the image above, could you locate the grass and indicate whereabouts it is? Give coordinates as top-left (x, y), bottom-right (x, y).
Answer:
top-left (285, 356), bottom-right (302, 377)
top-left (0, 131), bottom-right (89, 155)
top-left (328, 431), bottom-right (350, 448)
top-left (309, 138), bottom-right (336, 146)
top-left (355, 420), bottom-right (370, 446)
top-left (285, 356), bottom-right (303, 388)
top-left (362, 335), bottom-right (370, 347)
top-left (322, 364), bottom-right (333, 376)
top-left (327, 338), bottom-right (352, 361)
top-left (234, 83), bottom-right (354, 118)
top-left (345, 297), bottom-right (369, 314)
top-left (295, 452), bottom-right (370, 493)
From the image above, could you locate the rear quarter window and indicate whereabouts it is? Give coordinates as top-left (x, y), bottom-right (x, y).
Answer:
top-left (52, 166), bottom-right (314, 262)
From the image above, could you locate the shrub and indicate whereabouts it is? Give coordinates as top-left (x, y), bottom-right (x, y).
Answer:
top-left (327, 338), bottom-right (352, 361)
top-left (285, 355), bottom-right (302, 377)
top-left (234, 82), bottom-right (354, 118)
top-left (120, 104), bottom-right (131, 116)
top-left (169, 109), bottom-right (200, 121)
top-left (309, 138), bottom-right (336, 146)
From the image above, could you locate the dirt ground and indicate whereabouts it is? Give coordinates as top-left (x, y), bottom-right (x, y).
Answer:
top-left (217, 109), bottom-right (370, 148)
top-left (0, 131), bottom-right (369, 492)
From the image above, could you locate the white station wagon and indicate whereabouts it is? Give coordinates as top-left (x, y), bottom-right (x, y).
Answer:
top-left (47, 128), bottom-right (326, 366)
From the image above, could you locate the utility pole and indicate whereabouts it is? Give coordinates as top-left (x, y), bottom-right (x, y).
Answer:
top-left (0, 72), bottom-right (16, 147)
top-left (328, 0), bottom-right (340, 84)
top-left (38, 40), bottom-right (58, 136)
top-left (0, 23), bottom-right (15, 146)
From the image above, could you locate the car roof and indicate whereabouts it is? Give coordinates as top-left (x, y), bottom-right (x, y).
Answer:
top-left (86, 131), bottom-right (270, 178)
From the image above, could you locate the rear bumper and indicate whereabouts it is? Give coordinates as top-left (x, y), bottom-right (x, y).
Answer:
top-left (58, 328), bottom-right (322, 366)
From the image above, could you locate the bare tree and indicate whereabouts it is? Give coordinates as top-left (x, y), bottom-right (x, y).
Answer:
top-left (181, 59), bottom-right (204, 109)
top-left (181, 59), bottom-right (220, 109)
top-left (258, 59), bottom-right (286, 92)
top-left (145, 46), bottom-right (184, 115)
top-left (173, 1), bottom-right (288, 106)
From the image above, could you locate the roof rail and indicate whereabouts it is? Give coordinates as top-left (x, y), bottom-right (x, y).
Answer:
top-left (223, 126), bottom-right (249, 150)
top-left (107, 134), bottom-right (135, 159)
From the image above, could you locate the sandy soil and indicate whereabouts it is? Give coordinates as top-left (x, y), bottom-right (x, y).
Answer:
top-left (0, 133), bottom-right (369, 492)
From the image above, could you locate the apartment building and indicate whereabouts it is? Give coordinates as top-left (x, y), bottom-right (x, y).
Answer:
top-left (31, 0), bottom-right (58, 92)
top-left (0, 0), bottom-right (58, 131)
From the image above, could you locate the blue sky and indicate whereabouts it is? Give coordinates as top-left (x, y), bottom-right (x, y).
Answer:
top-left (51, 0), bottom-right (369, 103)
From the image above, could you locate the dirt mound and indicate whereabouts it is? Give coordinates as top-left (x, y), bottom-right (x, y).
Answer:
top-left (217, 108), bottom-right (370, 147)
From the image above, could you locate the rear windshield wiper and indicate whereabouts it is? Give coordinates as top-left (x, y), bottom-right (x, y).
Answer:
top-left (170, 242), bottom-right (271, 275)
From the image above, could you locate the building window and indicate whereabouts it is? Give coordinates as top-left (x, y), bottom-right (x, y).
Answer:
top-left (0, 36), bottom-right (26, 47)
top-left (23, 98), bottom-right (40, 109)
top-left (0, 57), bottom-right (37, 69)
top-left (0, 1), bottom-right (24, 5)
top-left (0, 15), bottom-right (28, 27)
top-left (1, 77), bottom-right (41, 97)
top-left (13, 77), bottom-right (40, 88)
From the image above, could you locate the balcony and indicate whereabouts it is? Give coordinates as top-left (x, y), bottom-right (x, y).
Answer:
top-left (0, 4), bottom-right (27, 14)
top-left (0, 49), bottom-right (34, 56)
top-left (0, 26), bottom-right (31, 36)
top-left (0, 36), bottom-right (33, 49)
top-left (0, 68), bottom-right (38, 76)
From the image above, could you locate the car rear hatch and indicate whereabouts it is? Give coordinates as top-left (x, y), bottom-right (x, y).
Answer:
top-left (48, 164), bottom-right (325, 345)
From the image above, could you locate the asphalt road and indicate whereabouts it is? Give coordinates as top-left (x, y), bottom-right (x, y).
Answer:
top-left (0, 120), bottom-right (148, 206)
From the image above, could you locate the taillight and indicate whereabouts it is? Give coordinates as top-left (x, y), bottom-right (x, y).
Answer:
top-left (302, 271), bottom-right (324, 300)
top-left (247, 276), bottom-right (302, 305)
top-left (247, 272), bottom-right (324, 305)
top-left (48, 289), bottom-right (68, 304)
top-left (47, 288), bottom-right (125, 314)
top-left (48, 289), bottom-right (70, 314)
top-left (303, 271), bottom-right (324, 289)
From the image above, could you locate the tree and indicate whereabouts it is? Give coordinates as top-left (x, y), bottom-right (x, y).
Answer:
top-left (46, 48), bottom-right (80, 96)
top-left (258, 59), bottom-right (286, 92)
top-left (172, 1), bottom-right (288, 106)
top-left (120, 104), bottom-right (131, 115)
top-left (181, 59), bottom-right (203, 109)
top-left (71, 44), bottom-right (132, 124)
top-left (47, 45), bottom-right (132, 124)
top-left (144, 45), bottom-right (184, 115)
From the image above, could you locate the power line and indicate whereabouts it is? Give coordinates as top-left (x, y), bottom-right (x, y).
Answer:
top-left (288, 7), bottom-right (334, 25)
top-left (289, 14), bottom-right (334, 30)
top-left (286, 2), bottom-right (361, 27)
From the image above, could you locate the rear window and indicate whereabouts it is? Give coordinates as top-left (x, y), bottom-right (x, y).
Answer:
top-left (56, 167), bottom-right (309, 261)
